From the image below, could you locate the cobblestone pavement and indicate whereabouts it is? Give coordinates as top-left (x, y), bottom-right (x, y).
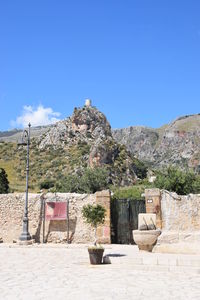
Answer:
top-left (0, 244), bottom-right (200, 300)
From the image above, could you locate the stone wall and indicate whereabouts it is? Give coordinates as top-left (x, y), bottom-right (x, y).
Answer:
top-left (145, 189), bottom-right (200, 254)
top-left (0, 191), bottom-right (111, 244)
top-left (160, 191), bottom-right (200, 232)
top-left (145, 189), bottom-right (200, 231)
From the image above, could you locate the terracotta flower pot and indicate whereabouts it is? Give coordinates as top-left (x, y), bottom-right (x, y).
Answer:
top-left (133, 229), bottom-right (161, 252)
top-left (88, 248), bottom-right (104, 264)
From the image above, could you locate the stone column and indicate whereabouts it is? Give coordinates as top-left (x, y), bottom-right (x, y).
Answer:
top-left (95, 190), bottom-right (111, 244)
top-left (145, 189), bottom-right (162, 229)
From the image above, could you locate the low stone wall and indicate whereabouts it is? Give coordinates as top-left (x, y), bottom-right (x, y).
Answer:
top-left (145, 189), bottom-right (200, 254)
top-left (160, 191), bottom-right (200, 232)
top-left (0, 190), bottom-right (111, 244)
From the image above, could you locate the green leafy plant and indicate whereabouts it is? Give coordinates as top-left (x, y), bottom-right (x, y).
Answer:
top-left (0, 168), bottom-right (9, 193)
top-left (56, 167), bottom-right (109, 193)
top-left (111, 179), bottom-right (152, 200)
top-left (55, 174), bottom-right (81, 193)
top-left (82, 204), bottom-right (106, 246)
top-left (80, 168), bottom-right (109, 193)
top-left (132, 157), bottom-right (148, 179)
top-left (154, 166), bottom-right (200, 195)
top-left (40, 179), bottom-right (55, 190)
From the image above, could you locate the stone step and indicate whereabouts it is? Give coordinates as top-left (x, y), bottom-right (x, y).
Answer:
top-left (104, 245), bottom-right (200, 274)
top-left (130, 264), bottom-right (200, 274)
top-left (120, 254), bottom-right (200, 274)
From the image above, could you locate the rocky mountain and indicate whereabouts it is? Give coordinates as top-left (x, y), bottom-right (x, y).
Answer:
top-left (1, 105), bottom-right (199, 192)
top-left (113, 114), bottom-right (200, 172)
top-left (37, 103), bottom-right (140, 186)
top-left (0, 125), bottom-right (52, 143)
top-left (0, 102), bottom-right (144, 191)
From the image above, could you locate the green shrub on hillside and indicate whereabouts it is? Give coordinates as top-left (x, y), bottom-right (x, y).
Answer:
top-left (55, 167), bottom-right (109, 193)
top-left (55, 174), bottom-right (81, 193)
top-left (154, 166), bottom-right (200, 195)
top-left (80, 167), bottom-right (109, 193)
top-left (40, 179), bottom-right (55, 190)
top-left (0, 168), bottom-right (9, 193)
top-left (132, 157), bottom-right (148, 179)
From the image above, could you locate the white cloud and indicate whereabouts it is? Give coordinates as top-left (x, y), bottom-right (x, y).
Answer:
top-left (11, 105), bottom-right (61, 128)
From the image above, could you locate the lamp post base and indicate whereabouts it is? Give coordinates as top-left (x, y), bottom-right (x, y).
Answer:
top-left (19, 232), bottom-right (32, 241)
top-left (18, 239), bottom-right (34, 246)
top-left (19, 216), bottom-right (31, 242)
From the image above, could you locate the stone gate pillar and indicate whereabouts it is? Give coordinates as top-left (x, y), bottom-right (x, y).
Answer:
top-left (145, 189), bottom-right (162, 229)
top-left (95, 190), bottom-right (111, 244)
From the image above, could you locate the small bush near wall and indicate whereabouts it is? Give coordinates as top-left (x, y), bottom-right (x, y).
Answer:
top-left (154, 166), bottom-right (200, 195)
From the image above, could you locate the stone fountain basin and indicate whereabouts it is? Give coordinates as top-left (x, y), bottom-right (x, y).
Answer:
top-left (133, 229), bottom-right (161, 252)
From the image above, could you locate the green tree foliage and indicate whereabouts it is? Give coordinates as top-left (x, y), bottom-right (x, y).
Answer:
top-left (80, 168), bottom-right (109, 193)
top-left (111, 183), bottom-right (148, 200)
top-left (132, 157), bottom-right (148, 179)
top-left (82, 203), bottom-right (106, 245)
top-left (55, 174), bottom-right (82, 193)
top-left (154, 166), bottom-right (200, 195)
top-left (0, 168), bottom-right (9, 193)
top-left (111, 178), bottom-right (153, 200)
top-left (82, 204), bottom-right (106, 228)
top-left (40, 179), bottom-right (55, 190)
top-left (55, 167), bottom-right (109, 193)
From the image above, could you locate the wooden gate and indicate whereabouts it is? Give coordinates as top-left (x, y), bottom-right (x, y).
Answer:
top-left (111, 199), bottom-right (146, 244)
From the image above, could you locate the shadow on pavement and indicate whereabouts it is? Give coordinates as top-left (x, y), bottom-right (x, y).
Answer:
top-left (106, 253), bottom-right (126, 257)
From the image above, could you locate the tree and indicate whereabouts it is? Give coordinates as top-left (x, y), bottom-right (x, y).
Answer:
top-left (132, 157), bottom-right (148, 179)
top-left (82, 204), bottom-right (106, 245)
top-left (55, 167), bottom-right (109, 193)
top-left (55, 174), bottom-right (82, 193)
top-left (0, 168), bottom-right (9, 193)
top-left (80, 167), bottom-right (109, 193)
top-left (40, 179), bottom-right (55, 190)
top-left (154, 166), bottom-right (200, 195)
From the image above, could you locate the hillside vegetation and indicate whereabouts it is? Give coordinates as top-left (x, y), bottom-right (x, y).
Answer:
top-left (1, 105), bottom-right (200, 193)
top-left (0, 104), bottom-right (146, 192)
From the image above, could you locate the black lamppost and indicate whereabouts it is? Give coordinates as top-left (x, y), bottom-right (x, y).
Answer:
top-left (18, 123), bottom-right (32, 242)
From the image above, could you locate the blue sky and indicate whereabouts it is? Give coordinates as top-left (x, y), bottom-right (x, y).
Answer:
top-left (0, 0), bottom-right (200, 130)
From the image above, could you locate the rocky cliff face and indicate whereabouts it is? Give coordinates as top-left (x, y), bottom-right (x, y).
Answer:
top-left (112, 126), bottom-right (159, 164)
top-left (113, 114), bottom-right (200, 172)
top-left (39, 105), bottom-right (112, 149)
top-left (38, 104), bottom-right (138, 185)
top-left (1, 106), bottom-right (199, 192)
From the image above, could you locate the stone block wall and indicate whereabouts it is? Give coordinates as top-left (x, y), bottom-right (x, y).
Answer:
top-left (0, 190), bottom-right (111, 244)
top-left (145, 188), bottom-right (200, 254)
top-left (0, 193), bottom-right (42, 243)
top-left (43, 193), bottom-right (96, 244)
top-left (160, 191), bottom-right (200, 232)
top-left (145, 189), bottom-right (200, 232)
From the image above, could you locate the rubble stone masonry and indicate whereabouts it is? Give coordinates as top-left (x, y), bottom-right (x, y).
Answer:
top-left (145, 188), bottom-right (200, 254)
top-left (0, 190), bottom-right (111, 244)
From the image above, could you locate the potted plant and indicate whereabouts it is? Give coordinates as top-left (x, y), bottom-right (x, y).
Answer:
top-left (82, 203), bottom-right (106, 264)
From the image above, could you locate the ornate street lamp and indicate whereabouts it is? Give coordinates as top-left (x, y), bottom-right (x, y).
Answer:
top-left (18, 123), bottom-right (32, 242)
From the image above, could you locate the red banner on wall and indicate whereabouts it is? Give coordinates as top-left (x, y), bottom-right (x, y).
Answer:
top-left (45, 202), bottom-right (67, 220)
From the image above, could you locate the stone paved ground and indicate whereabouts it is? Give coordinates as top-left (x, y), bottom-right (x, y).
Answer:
top-left (0, 244), bottom-right (200, 300)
